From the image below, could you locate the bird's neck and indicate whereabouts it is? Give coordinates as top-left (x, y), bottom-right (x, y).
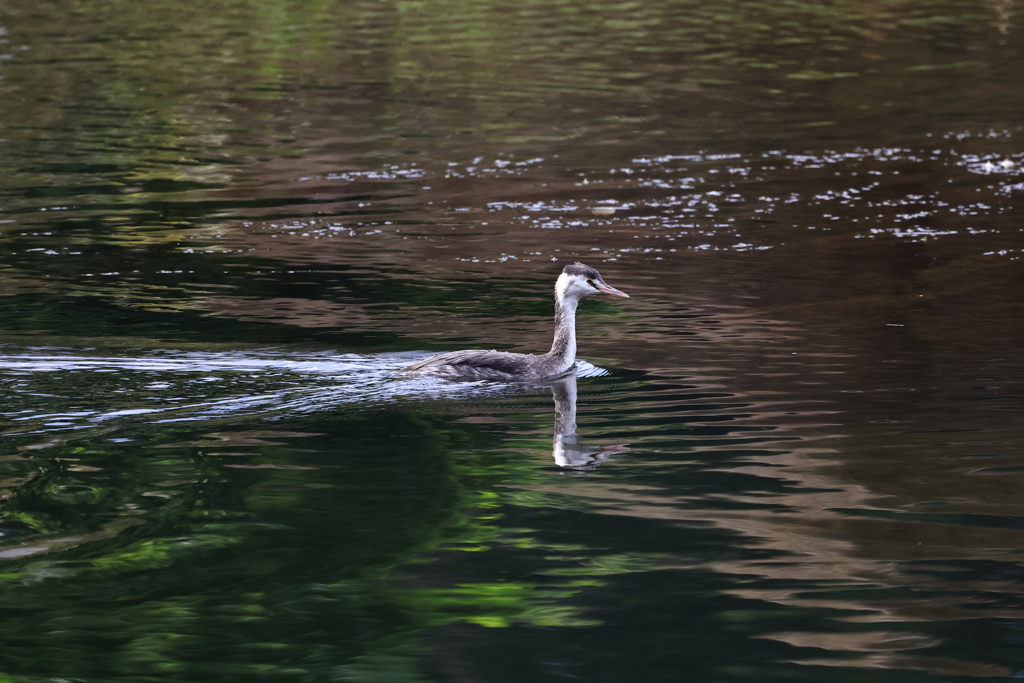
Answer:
top-left (546, 292), bottom-right (578, 371)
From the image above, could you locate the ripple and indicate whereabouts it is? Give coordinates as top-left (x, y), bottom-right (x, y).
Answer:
top-left (0, 348), bottom-right (610, 436)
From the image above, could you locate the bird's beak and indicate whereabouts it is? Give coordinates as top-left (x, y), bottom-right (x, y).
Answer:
top-left (595, 282), bottom-right (629, 298)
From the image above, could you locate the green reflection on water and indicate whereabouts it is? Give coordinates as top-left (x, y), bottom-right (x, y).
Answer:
top-left (0, 412), bottom-right (464, 679)
top-left (0, 394), bottom-right (658, 680)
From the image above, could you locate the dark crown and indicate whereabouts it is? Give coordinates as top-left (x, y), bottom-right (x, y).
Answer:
top-left (562, 262), bottom-right (601, 279)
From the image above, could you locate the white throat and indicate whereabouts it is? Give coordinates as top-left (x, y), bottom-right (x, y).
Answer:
top-left (548, 276), bottom-right (582, 372)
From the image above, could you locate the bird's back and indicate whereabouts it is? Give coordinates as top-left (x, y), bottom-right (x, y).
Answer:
top-left (400, 349), bottom-right (551, 380)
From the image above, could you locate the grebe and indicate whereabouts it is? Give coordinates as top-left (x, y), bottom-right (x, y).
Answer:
top-left (400, 262), bottom-right (629, 381)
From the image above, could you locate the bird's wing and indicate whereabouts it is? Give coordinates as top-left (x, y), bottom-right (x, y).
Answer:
top-left (404, 350), bottom-right (531, 375)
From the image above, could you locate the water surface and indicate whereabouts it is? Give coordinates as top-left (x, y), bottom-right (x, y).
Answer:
top-left (2, 0), bottom-right (1024, 681)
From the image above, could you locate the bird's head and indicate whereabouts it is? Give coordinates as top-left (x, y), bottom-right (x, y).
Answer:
top-left (556, 262), bottom-right (629, 301)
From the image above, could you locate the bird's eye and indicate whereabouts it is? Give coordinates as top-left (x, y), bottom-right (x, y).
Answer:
top-left (587, 279), bottom-right (595, 287)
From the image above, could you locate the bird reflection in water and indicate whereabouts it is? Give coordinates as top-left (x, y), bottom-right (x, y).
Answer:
top-left (549, 371), bottom-right (628, 472)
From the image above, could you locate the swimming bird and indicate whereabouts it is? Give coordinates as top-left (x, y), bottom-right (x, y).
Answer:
top-left (400, 262), bottom-right (629, 381)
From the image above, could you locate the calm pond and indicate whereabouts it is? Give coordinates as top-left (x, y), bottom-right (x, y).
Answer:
top-left (2, 0), bottom-right (1024, 681)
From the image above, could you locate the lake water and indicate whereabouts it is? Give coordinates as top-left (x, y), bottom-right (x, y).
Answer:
top-left (2, 0), bottom-right (1024, 680)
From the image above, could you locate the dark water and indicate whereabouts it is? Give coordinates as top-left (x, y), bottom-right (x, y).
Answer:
top-left (2, 0), bottom-right (1024, 680)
